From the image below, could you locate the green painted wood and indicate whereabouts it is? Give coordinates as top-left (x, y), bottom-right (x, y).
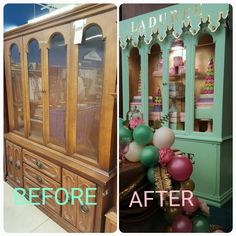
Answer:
top-left (212, 25), bottom-right (226, 138)
top-left (172, 138), bottom-right (232, 206)
top-left (182, 34), bottom-right (192, 134)
top-left (121, 49), bottom-right (130, 120)
top-left (160, 41), bottom-right (170, 128)
top-left (120, 4), bottom-right (232, 207)
top-left (120, 4), bottom-right (230, 48)
top-left (140, 45), bottom-right (149, 123)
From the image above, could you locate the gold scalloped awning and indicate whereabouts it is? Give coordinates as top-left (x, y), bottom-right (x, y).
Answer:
top-left (120, 4), bottom-right (230, 49)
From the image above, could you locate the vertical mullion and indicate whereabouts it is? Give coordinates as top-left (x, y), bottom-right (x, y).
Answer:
top-left (140, 45), bottom-right (148, 124)
top-left (122, 49), bottom-right (130, 119)
top-left (161, 44), bottom-right (170, 127)
top-left (213, 27), bottom-right (226, 138)
top-left (42, 43), bottom-right (49, 145)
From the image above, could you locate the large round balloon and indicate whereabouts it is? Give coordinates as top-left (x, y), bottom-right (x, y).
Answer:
top-left (172, 215), bottom-right (192, 232)
top-left (181, 179), bottom-right (195, 191)
top-left (192, 214), bottom-right (210, 232)
top-left (153, 127), bottom-right (175, 148)
top-left (147, 167), bottom-right (156, 185)
top-left (125, 141), bottom-right (142, 162)
top-left (119, 118), bottom-right (125, 128)
top-left (139, 145), bottom-right (159, 167)
top-left (119, 126), bottom-right (132, 144)
top-left (182, 195), bottom-right (199, 213)
top-left (133, 124), bottom-right (153, 145)
top-left (167, 156), bottom-right (193, 181)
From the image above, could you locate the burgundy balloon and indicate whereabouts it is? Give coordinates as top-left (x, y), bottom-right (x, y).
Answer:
top-left (172, 215), bottom-right (193, 232)
top-left (182, 195), bottom-right (199, 213)
top-left (167, 156), bottom-right (193, 181)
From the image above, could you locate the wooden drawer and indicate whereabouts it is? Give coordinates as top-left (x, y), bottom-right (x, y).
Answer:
top-left (23, 163), bottom-right (61, 198)
top-left (23, 149), bottom-right (61, 183)
top-left (24, 177), bottom-right (61, 215)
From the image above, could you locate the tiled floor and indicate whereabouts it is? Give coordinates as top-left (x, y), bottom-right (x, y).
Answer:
top-left (4, 182), bottom-right (67, 233)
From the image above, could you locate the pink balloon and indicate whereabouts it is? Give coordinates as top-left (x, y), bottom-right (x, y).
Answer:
top-left (167, 156), bottom-right (193, 181)
top-left (172, 215), bottom-right (193, 232)
top-left (182, 195), bottom-right (199, 213)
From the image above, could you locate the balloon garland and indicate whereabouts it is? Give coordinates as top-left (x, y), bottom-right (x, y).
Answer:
top-left (119, 109), bottom-right (212, 233)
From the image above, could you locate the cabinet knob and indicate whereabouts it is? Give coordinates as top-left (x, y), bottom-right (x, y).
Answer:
top-left (8, 156), bottom-right (13, 164)
top-left (36, 160), bottom-right (42, 169)
top-left (15, 160), bottom-right (21, 169)
top-left (36, 175), bottom-right (43, 183)
top-left (162, 82), bottom-right (167, 86)
top-left (80, 205), bottom-right (89, 214)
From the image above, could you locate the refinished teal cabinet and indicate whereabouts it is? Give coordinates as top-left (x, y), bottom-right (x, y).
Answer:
top-left (120, 4), bottom-right (232, 207)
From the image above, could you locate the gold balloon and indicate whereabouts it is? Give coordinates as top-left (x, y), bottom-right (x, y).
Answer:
top-left (181, 179), bottom-right (195, 191)
top-left (164, 225), bottom-right (172, 232)
top-left (166, 206), bottom-right (182, 220)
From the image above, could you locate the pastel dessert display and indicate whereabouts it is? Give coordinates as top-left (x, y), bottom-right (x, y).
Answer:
top-left (130, 72), bottom-right (153, 111)
top-left (149, 87), bottom-right (163, 121)
top-left (195, 58), bottom-right (215, 132)
top-left (169, 81), bottom-right (185, 98)
top-left (153, 88), bottom-right (162, 112)
top-left (196, 58), bottom-right (214, 109)
top-left (152, 58), bottom-right (163, 77)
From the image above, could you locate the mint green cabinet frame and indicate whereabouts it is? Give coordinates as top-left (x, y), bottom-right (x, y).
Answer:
top-left (120, 4), bottom-right (232, 206)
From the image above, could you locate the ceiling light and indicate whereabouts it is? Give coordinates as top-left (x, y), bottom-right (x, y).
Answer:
top-left (28, 5), bottom-right (77, 24)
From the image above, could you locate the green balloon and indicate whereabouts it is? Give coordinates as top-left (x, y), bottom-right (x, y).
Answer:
top-left (147, 167), bottom-right (155, 185)
top-left (119, 118), bottom-right (125, 128)
top-left (192, 214), bottom-right (210, 232)
top-left (133, 124), bottom-right (153, 145)
top-left (119, 127), bottom-right (132, 144)
top-left (140, 145), bottom-right (159, 167)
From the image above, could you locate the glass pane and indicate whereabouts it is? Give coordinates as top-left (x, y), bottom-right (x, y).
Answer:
top-left (129, 47), bottom-right (141, 113)
top-left (28, 39), bottom-right (42, 139)
top-left (194, 34), bottom-right (215, 132)
top-left (148, 44), bottom-right (163, 127)
top-left (169, 39), bottom-right (186, 131)
top-left (76, 25), bottom-right (104, 159)
top-left (10, 44), bottom-right (24, 133)
top-left (48, 33), bottom-right (67, 147)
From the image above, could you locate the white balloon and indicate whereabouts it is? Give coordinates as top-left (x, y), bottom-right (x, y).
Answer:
top-left (125, 141), bottom-right (143, 162)
top-left (153, 127), bottom-right (175, 148)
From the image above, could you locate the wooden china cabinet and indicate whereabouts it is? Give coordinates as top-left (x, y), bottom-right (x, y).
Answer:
top-left (4, 4), bottom-right (117, 232)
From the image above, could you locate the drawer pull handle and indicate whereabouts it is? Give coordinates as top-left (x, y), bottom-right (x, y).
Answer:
top-left (80, 205), bottom-right (89, 214)
top-left (15, 160), bottom-right (21, 169)
top-left (8, 156), bottom-right (13, 164)
top-left (36, 175), bottom-right (43, 183)
top-left (36, 160), bottom-right (42, 169)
